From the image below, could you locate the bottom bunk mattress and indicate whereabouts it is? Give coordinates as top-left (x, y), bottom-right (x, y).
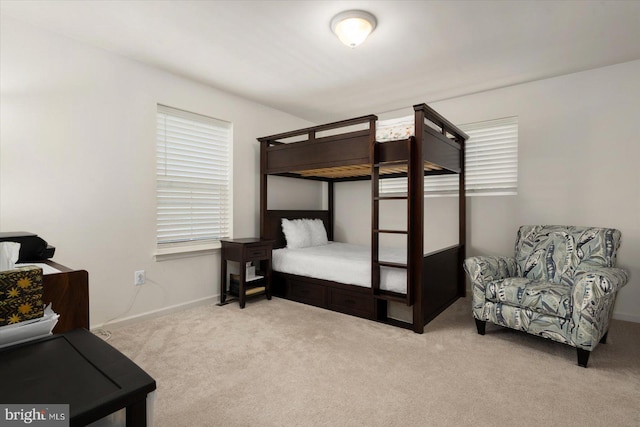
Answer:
top-left (272, 242), bottom-right (407, 294)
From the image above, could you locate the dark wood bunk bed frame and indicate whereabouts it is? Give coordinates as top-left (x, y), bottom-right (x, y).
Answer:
top-left (258, 104), bottom-right (468, 333)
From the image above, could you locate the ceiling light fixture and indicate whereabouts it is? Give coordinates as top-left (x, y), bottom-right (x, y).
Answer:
top-left (330, 10), bottom-right (377, 48)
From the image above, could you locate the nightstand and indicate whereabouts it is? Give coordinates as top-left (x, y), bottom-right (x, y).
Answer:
top-left (219, 238), bottom-right (274, 308)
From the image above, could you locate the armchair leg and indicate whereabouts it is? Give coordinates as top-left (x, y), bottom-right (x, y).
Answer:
top-left (577, 348), bottom-right (590, 368)
top-left (474, 318), bottom-right (486, 335)
top-left (599, 331), bottom-right (608, 344)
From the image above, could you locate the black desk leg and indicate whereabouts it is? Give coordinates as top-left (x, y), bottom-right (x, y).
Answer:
top-left (239, 257), bottom-right (246, 309)
top-left (266, 259), bottom-right (272, 300)
top-left (220, 255), bottom-right (227, 304)
top-left (126, 399), bottom-right (147, 427)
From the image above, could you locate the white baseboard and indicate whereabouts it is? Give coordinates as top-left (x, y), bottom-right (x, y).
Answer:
top-left (612, 312), bottom-right (640, 323)
top-left (89, 292), bottom-right (639, 330)
top-left (91, 294), bottom-right (218, 330)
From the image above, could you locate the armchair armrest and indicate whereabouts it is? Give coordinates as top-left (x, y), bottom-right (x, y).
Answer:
top-left (572, 267), bottom-right (628, 310)
top-left (571, 266), bottom-right (628, 350)
top-left (464, 256), bottom-right (517, 286)
top-left (464, 256), bottom-right (517, 320)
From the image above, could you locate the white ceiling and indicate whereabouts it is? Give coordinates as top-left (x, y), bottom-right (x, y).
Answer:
top-left (2, 0), bottom-right (640, 123)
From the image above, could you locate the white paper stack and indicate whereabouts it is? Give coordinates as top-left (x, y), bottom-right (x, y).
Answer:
top-left (15, 262), bottom-right (62, 275)
top-left (0, 304), bottom-right (59, 349)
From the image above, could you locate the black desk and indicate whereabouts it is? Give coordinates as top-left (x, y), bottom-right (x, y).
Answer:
top-left (0, 329), bottom-right (156, 426)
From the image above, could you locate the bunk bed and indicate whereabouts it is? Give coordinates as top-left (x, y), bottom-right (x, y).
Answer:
top-left (258, 104), bottom-right (468, 333)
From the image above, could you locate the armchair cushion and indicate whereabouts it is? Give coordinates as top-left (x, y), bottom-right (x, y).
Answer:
top-left (484, 303), bottom-right (572, 345)
top-left (486, 278), bottom-right (572, 319)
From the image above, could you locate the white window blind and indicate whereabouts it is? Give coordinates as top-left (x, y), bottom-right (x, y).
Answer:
top-left (156, 105), bottom-right (232, 248)
top-left (380, 116), bottom-right (518, 196)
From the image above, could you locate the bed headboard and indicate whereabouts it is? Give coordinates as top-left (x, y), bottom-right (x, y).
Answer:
top-left (263, 210), bottom-right (331, 249)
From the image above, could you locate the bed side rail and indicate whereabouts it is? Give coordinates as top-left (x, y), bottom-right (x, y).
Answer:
top-left (414, 104), bottom-right (469, 142)
top-left (258, 115), bottom-right (378, 146)
top-left (259, 115), bottom-right (378, 175)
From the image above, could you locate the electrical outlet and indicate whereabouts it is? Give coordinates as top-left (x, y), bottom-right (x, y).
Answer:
top-left (134, 270), bottom-right (146, 286)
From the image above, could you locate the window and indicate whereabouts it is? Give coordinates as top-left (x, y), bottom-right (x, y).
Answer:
top-left (156, 105), bottom-right (232, 252)
top-left (380, 116), bottom-right (518, 196)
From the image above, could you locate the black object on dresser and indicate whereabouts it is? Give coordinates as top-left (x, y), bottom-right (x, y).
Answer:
top-left (0, 328), bottom-right (156, 427)
top-left (219, 238), bottom-right (274, 308)
top-left (0, 231), bottom-right (55, 262)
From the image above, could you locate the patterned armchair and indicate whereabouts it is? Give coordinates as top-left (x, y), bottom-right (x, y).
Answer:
top-left (464, 226), bottom-right (628, 367)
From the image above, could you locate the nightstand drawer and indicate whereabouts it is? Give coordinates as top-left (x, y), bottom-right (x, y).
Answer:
top-left (245, 245), bottom-right (269, 261)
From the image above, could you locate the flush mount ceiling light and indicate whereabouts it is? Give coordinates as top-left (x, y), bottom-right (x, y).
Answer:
top-left (330, 10), bottom-right (377, 48)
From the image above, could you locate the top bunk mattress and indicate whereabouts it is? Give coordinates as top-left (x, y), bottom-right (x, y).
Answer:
top-left (376, 115), bottom-right (453, 142)
top-left (272, 242), bottom-right (407, 294)
top-left (375, 116), bottom-right (414, 142)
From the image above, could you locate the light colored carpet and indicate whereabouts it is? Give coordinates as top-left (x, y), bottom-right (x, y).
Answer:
top-left (107, 297), bottom-right (640, 427)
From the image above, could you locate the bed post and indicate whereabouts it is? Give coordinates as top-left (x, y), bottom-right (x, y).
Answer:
top-left (369, 115), bottom-right (387, 322)
top-left (327, 181), bottom-right (334, 241)
top-left (410, 106), bottom-right (425, 333)
top-left (458, 137), bottom-right (466, 297)
top-left (260, 140), bottom-right (268, 238)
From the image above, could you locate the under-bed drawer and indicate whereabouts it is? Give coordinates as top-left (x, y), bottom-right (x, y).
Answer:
top-left (289, 280), bottom-right (326, 307)
top-left (328, 288), bottom-right (374, 319)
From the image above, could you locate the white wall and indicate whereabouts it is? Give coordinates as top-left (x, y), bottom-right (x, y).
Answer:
top-left (267, 176), bottom-right (324, 210)
top-left (0, 16), bottom-right (316, 327)
top-left (2, 15), bottom-right (638, 326)
top-left (334, 181), bottom-right (459, 253)
top-left (335, 60), bottom-right (640, 322)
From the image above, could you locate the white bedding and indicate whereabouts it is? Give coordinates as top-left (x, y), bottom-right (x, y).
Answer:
top-left (376, 115), bottom-right (446, 142)
top-left (376, 116), bottom-right (414, 142)
top-left (272, 242), bottom-right (407, 294)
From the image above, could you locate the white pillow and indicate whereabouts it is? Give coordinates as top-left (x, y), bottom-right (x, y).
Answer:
top-left (281, 218), bottom-right (311, 249)
top-left (305, 219), bottom-right (328, 246)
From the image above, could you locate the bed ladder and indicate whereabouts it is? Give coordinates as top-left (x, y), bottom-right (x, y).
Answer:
top-left (371, 138), bottom-right (414, 308)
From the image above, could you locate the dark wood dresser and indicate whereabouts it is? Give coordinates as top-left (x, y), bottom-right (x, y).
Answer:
top-left (42, 260), bottom-right (89, 333)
